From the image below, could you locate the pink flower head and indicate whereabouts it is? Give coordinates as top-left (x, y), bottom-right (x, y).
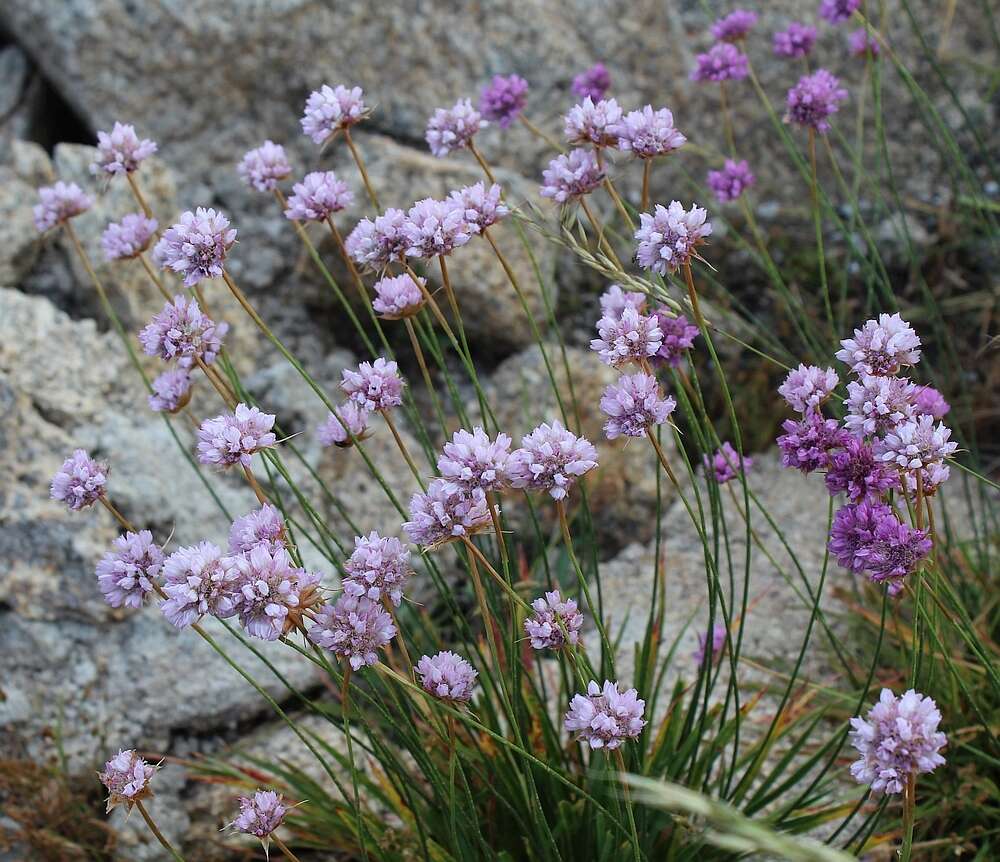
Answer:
top-left (231, 790), bottom-right (287, 842)
top-left (571, 63), bottom-right (611, 101)
top-left (34, 182), bottom-right (92, 232)
top-left (309, 595), bottom-right (396, 670)
top-left (565, 680), bottom-right (646, 750)
top-left (447, 182), bottom-right (509, 233)
top-left (317, 402), bottom-right (371, 448)
top-left (785, 69), bottom-right (848, 133)
top-left (829, 500), bottom-right (893, 573)
top-left (301, 84), bottom-right (369, 143)
top-left (438, 426), bottom-right (512, 493)
top-left (694, 621), bottom-right (728, 666)
top-left (100, 750), bottom-right (156, 812)
top-left (403, 480), bottom-right (491, 548)
top-left (599, 284), bottom-right (646, 319)
top-left (345, 208), bottom-right (409, 271)
top-left (91, 122), bottom-right (157, 175)
top-left (148, 369), bottom-right (193, 413)
top-left (634, 201), bottom-right (713, 275)
top-left (51, 449), bottom-right (108, 511)
top-left (848, 28), bottom-right (880, 57)
top-left (139, 295), bottom-right (228, 368)
top-left (403, 197), bottom-right (473, 258)
top-left (96, 530), bottom-right (163, 609)
top-left (691, 43), bottom-right (749, 82)
top-left (416, 651), bottom-right (478, 702)
top-left (612, 105), bottom-right (686, 159)
top-left (196, 403), bottom-right (277, 469)
top-left (711, 9), bottom-right (759, 42)
top-left (232, 545), bottom-right (322, 641)
top-left (600, 372), bottom-right (676, 439)
top-left (778, 363), bottom-right (839, 413)
top-left (343, 531), bottom-right (412, 606)
top-left (836, 314), bottom-right (922, 376)
top-left (865, 511), bottom-right (932, 594)
top-left (373, 273), bottom-right (427, 319)
top-left (161, 541), bottom-right (241, 628)
top-left (284, 171), bottom-right (353, 221)
top-left (706, 159), bottom-right (756, 203)
top-left (705, 441), bottom-right (751, 483)
top-left (229, 504), bottom-right (286, 555)
top-left (238, 140), bottom-right (292, 192)
top-left (426, 99), bottom-right (486, 157)
top-left (773, 22), bottom-right (818, 58)
top-left (875, 415), bottom-right (957, 471)
top-left (479, 74), bottom-right (529, 128)
top-left (540, 148), bottom-right (605, 203)
top-left (507, 421), bottom-right (598, 500)
top-left (525, 590), bottom-right (584, 649)
top-left (820, 0), bottom-right (861, 25)
top-left (591, 306), bottom-right (663, 368)
top-left (911, 386), bottom-right (950, 420)
top-left (102, 213), bottom-right (158, 261)
top-left (152, 207), bottom-right (237, 287)
top-left (825, 436), bottom-right (896, 502)
top-left (563, 97), bottom-right (623, 147)
top-left (654, 313), bottom-right (700, 367)
top-left (777, 412), bottom-right (850, 473)
top-left (340, 357), bottom-right (404, 412)
top-left (844, 374), bottom-right (916, 436)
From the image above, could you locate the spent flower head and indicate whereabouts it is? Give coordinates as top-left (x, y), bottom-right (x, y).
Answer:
top-left (237, 140), bottom-right (292, 192)
top-left (479, 74), bottom-right (529, 128)
top-left (139, 295), bottom-right (228, 368)
top-left (197, 403), bottom-right (277, 469)
top-left (507, 421), bottom-right (598, 501)
top-left (301, 84), bottom-right (368, 143)
top-left (96, 530), bottom-right (163, 610)
top-left (152, 207), bottom-right (237, 287)
top-left (426, 99), bottom-right (486, 157)
top-left (102, 213), bottom-right (158, 261)
top-left (309, 595), bottom-right (396, 670)
top-left (565, 680), bottom-right (646, 750)
top-left (91, 122), bottom-right (157, 175)
top-left (51, 449), bottom-right (108, 511)
top-left (600, 372), bottom-right (676, 439)
top-left (417, 651), bottom-right (479, 702)
top-left (34, 182), bottom-right (92, 232)
top-left (634, 201), bottom-right (712, 275)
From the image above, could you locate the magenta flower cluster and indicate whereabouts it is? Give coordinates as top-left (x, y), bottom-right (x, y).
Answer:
top-left (711, 10), bottom-right (758, 42)
top-left (571, 63), bottom-right (611, 101)
top-left (773, 22), bottom-right (817, 58)
top-left (706, 159), bottom-right (756, 203)
top-left (479, 74), bottom-right (529, 128)
top-left (691, 43), bottom-right (749, 82)
top-left (525, 590), bottom-right (584, 650)
top-left (417, 651), bottom-right (479, 702)
top-left (565, 680), bottom-right (646, 750)
top-left (785, 70), bottom-right (849, 134)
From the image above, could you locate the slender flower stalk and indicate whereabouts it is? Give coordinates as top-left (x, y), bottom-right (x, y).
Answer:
top-left (135, 800), bottom-right (185, 862)
top-left (343, 127), bottom-right (379, 210)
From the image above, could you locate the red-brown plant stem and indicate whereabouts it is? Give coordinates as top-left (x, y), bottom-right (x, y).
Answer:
top-left (381, 409), bottom-right (426, 490)
top-left (401, 262), bottom-right (457, 343)
top-left (272, 835), bottom-right (305, 862)
top-left (467, 141), bottom-right (496, 183)
top-left (343, 127), bottom-right (380, 210)
top-left (138, 253), bottom-right (172, 301)
top-left (518, 114), bottom-right (564, 152)
top-left (325, 215), bottom-right (369, 305)
top-left (682, 262), bottom-right (706, 331)
top-left (99, 495), bottom-right (134, 531)
top-left (126, 172), bottom-right (154, 218)
top-left (382, 596), bottom-right (414, 678)
top-left (403, 316), bottom-right (447, 428)
top-left (579, 197), bottom-right (624, 269)
top-left (641, 160), bottom-right (652, 212)
top-left (242, 463), bottom-right (269, 505)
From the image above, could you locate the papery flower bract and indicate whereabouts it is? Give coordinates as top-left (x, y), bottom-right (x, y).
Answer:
top-left (403, 480), bottom-right (491, 547)
top-left (231, 790), bottom-right (287, 841)
top-left (773, 22), bottom-right (818, 58)
top-left (196, 403), bottom-right (277, 469)
top-left (416, 651), bottom-right (479, 702)
top-left (341, 357), bottom-right (404, 413)
top-left (51, 449), bottom-right (108, 511)
top-left (912, 386), bottom-right (950, 420)
top-left (706, 159), bottom-right (756, 203)
top-left (426, 99), bottom-right (486, 157)
top-left (691, 43), bottom-right (749, 82)
top-left (34, 182), bottom-right (92, 232)
top-left (525, 590), bottom-right (584, 649)
top-left (565, 680), bottom-right (646, 750)
top-left (284, 171), bottom-right (354, 221)
top-left (161, 541), bottom-right (241, 628)
top-left (479, 74), bottom-right (529, 128)
top-left (850, 689), bottom-right (946, 795)
top-left (309, 595), bottom-right (395, 670)
top-left (599, 284), bottom-right (646, 319)
top-left (152, 207), bottom-right (237, 287)
top-left (820, 0), bottom-right (861, 25)
top-left (301, 84), bottom-right (368, 143)
top-left (438, 426), bottom-right (512, 493)
top-left (779, 364), bottom-right (839, 413)
top-left (447, 182), bottom-right (509, 233)
top-left (318, 402), bottom-right (370, 448)
top-left (91, 122), bottom-right (157, 175)
top-left (634, 201), bottom-right (713, 275)
top-left (900, 462), bottom-right (951, 498)
top-left (694, 621), bottom-right (728, 666)
top-left (600, 372), bottom-right (676, 439)
top-left (866, 514), bottom-right (932, 594)
top-left (237, 140), bottom-right (292, 192)
top-left (345, 208), bottom-right (409, 271)
top-left (139, 295), bottom-right (228, 368)
top-left (373, 273), bottom-right (426, 319)
top-left (836, 313), bottom-right (922, 376)
top-left (612, 106), bottom-right (686, 158)
top-left (705, 441), bottom-right (751, 484)
top-left (844, 374), bottom-right (916, 436)
top-left (825, 436), bottom-right (896, 503)
top-left (777, 412), bottom-right (850, 473)
top-left (232, 545), bottom-right (321, 641)
top-left (571, 63), bottom-right (611, 101)
top-left (343, 531), bottom-right (412, 607)
top-left (100, 750), bottom-right (155, 812)
top-left (96, 530), bottom-right (163, 609)
top-left (507, 421), bottom-right (598, 500)
top-left (654, 313), bottom-right (699, 367)
top-left (102, 213), bottom-right (158, 261)
top-left (711, 9), bottom-right (758, 42)
top-left (229, 504), bottom-right (286, 555)
top-left (828, 499), bottom-right (892, 572)
top-left (785, 69), bottom-right (848, 133)
top-left (875, 415), bottom-right (957, 471)
top-left (848, 28), bottom-right (880, 57)
top-left (590, 306), bottom-right (663, 368)
top-left (539, 148), bottom-right (605, 203)
top-left (403, 197), bottom-right (473, 258)
top-left (148, 369), bottom-right (193, 413)
top-left (564, 97), bottom-right (623, 147)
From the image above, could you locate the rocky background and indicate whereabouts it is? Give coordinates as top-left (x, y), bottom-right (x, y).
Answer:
top-left (0, 2), bottom-right (996, 860)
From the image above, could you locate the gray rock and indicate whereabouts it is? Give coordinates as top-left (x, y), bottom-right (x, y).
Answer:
top-left (0, 140), bottom-right (49, 285)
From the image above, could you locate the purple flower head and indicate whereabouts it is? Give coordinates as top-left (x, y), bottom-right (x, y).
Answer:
top-left (229, 504), bottom-right (286, 555)
top-left (231, 790), bottom-right (287, 841)
top-left (100, 750), bottom-right (155, 812)
top-left (161, 541), bottom-right (241, 628)
top-left (96, 530), bottom-right (163, 610)
top-left (654, 313), bottom-right (699, 367)
top-left (820, 0), bottom-right (861, 25)
top-left (148, 369), bottom-right (193, 413)
top-left (912, 386), bottom-right (950, 420)
top-left (343, 531), bottom-right (412, 607)
top-left (284, 171), bottom-right (353, 222)
top-left (51, 449), bottom-right (108, 511)
top-left (836, 314), bottom-right (922, 376)
top-left (233, 545), bottom-right (322, 641)
top-left (540, 148), bottom-right (605, 203)
top-left (844, 374), bottom-right (915, 436)
top-left (875, 415), bottom-right (957, 471)
top-left (777, 412), bottom-right (850, 473)
top-left (564, 97), bottom-right (623, 147)
top-left (849, 28), bottom-right (880, 57)
top-left (416, 651), bottom-right (478, 702)
top-left (565, 680), bottom-right (646, 750)
top-left (773, 22), bottom-right (818, 58)
top-left (102, 213), bottom-right (158, 261)
top-left (447, 182), bottom-right (509, 233)
top-left (33, 182), bottom-right (92, 232)
top-left (403, 480), bottom-right (491, 548)
top-left (152, 207), bottom-right (237, 287)
top-left (706, 159), bottom-right (756, 203)
top-left (479, 74), bottom-right (529, 128)
top-left (373, 273), bottom-right (426, 320)
top-left (691, 43), bottom-right (749, 82)
top-left (613, 106), bottom-right (686, 159)
top-left (785, 69), bottom-right (849, 133)
top-left (525, 590), bottom-right (584, 650)
top-left (694, 621), bottom-right (728, 666)
top-left (705, 442), bottom-right (752, 484)
top-left (403, 197), bottom-right (473, 259)
top-left (866, 514), bottom-right (932, 594)
top-left (571, 63), bottom-right (611, 101)
top-left (309, 595), bottom-right (395, 670)
top-left (825, 436), bottom-right (896, 502)
top-left (197, 403), bottom-right (277, 469)
top-left (438, 426), bottom-right (513, 493)
top-left (591, 306), bottom-right (663, 368)
top-left (711, 9), bottom-right (759, 42)
top-left (237, 140), bottom-right (292, 192)
top-left (139, 295), bottom-right (228, 368)
top-left (508, 421), bottom-right (599, 500)
top-left (345, 208), bottom-right (409, 271)
top-left (301, 84), bottom-right (368, 144)
top-left (91, 122), bottom-right (157, 176)
top-left (779, 364), bottom-right (840, 414)
top-left (634, 201), bottom-right (713, 275)
top-left (599, 284), bottom-right (646, 319)
top-left (341, 357), bottom-right (404, 413)
top-left (828, 500), bottom-right (892, 572)
top-left (600, 372), bottom-right (676, 439)
top-left (318, 402), bottom-right (371, 449)
top-left (850, 689), bottom-right (946, 795)
top-left (426, 99), bottom-right (486, 157)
